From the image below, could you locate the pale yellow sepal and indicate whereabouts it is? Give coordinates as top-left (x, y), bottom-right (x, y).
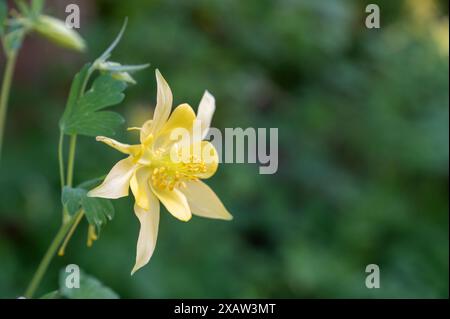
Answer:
top-left (182, 180), bottom-right (233, 220)
top-left (87, 157), bottom-right (137, 199)
top-left (151, 185), bottom-right (192, 222)
top-left (131, 196), bottom-right (160, 275)
top-left (96, 136), bottom-right (141, 156)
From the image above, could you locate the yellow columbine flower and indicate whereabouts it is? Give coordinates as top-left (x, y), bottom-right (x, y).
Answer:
top-left (88, 69), bottom-right (232, 275)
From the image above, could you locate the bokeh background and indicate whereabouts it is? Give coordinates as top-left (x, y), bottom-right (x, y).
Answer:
top-left (0, 0), bottom-right (448, 298)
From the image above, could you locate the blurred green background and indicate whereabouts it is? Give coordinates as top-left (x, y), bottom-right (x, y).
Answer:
top-left (0, 0), bottom-right (448, 298)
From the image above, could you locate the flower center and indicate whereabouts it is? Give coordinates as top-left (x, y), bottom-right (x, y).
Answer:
top-left (149, 152), bottom-right (208, 191)
top-left (136, 136), bottom-right (211, 191)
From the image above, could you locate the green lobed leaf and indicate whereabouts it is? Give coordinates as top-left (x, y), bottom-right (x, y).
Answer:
top-left (61, 186), bottom-right (114, 233)
top-left (78, 75), bottom-right (126, 112)
top-left (66, 110), bottom-right (124, 137)
top-left (61, 186), bottom-right (85, 215)
top-left (59, 64), bottom-right (90, 131)
top-left (59, 269), bottom-right (119, 299)
top-left (81, 194), bottom-right (114, 232)
top-left (60, 73), bottom-right (126, 137)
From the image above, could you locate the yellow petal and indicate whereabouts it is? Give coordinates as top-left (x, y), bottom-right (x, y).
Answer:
top-left (153, 103), bottom-right (196, 149)
top-left (182, 180), bottom-right (233, 220)
top-left (197, 91), bottom-right (216, 140)
top-left (131, 197), bottom-right (160, 275)
top-left (96, 136), bottom-right (141, 156)
top-left (160, 103), bottom-right (196, 136)
top-left (151, 185), bottom-right (192, 221)
top-left (148, 69), bottom-right (173, 136)
top-left (130, 167), bottom-right (152, 210)
top-left (87, 157), bottom-right (137, 199)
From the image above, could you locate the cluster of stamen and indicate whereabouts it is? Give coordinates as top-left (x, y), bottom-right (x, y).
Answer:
top-left (151, 156), bottom-right (208, 191)
top-left (180, 155), bottom-right (209, 175)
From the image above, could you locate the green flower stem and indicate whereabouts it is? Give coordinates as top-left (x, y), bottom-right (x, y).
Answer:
top-left (24, 210), bottom-right (83, 299)
top-left (0, 52), bottom-right (18, 160)
top-left (59, 132), bottom-right (70, 224)
top-left (61, 134), bottom-right (77, 223)
top-left (66, 134), bottom-right (77, 187)
top-left (58, 132), bottom-right (66, 190)
top-left (59, 132), bottom-right (69, 224)
top-left (58, 132), bottom-right (66, 189)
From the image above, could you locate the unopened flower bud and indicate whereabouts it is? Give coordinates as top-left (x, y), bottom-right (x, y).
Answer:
top-left (111, 72), bottom-right (136, 85)
top-left (97, 61), bottom-right (142, 85)
top-left (33, 15), bottom-right (86, 52)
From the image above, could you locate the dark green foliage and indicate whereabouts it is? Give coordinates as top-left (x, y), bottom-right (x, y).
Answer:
top-left (0, 0), bottom-right (447, 298)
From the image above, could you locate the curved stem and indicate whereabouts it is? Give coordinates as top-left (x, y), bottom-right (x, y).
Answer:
top-left (0, 52), bottom-right (18, 159)
top-left (24, 210), bottom-right (83, 299)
